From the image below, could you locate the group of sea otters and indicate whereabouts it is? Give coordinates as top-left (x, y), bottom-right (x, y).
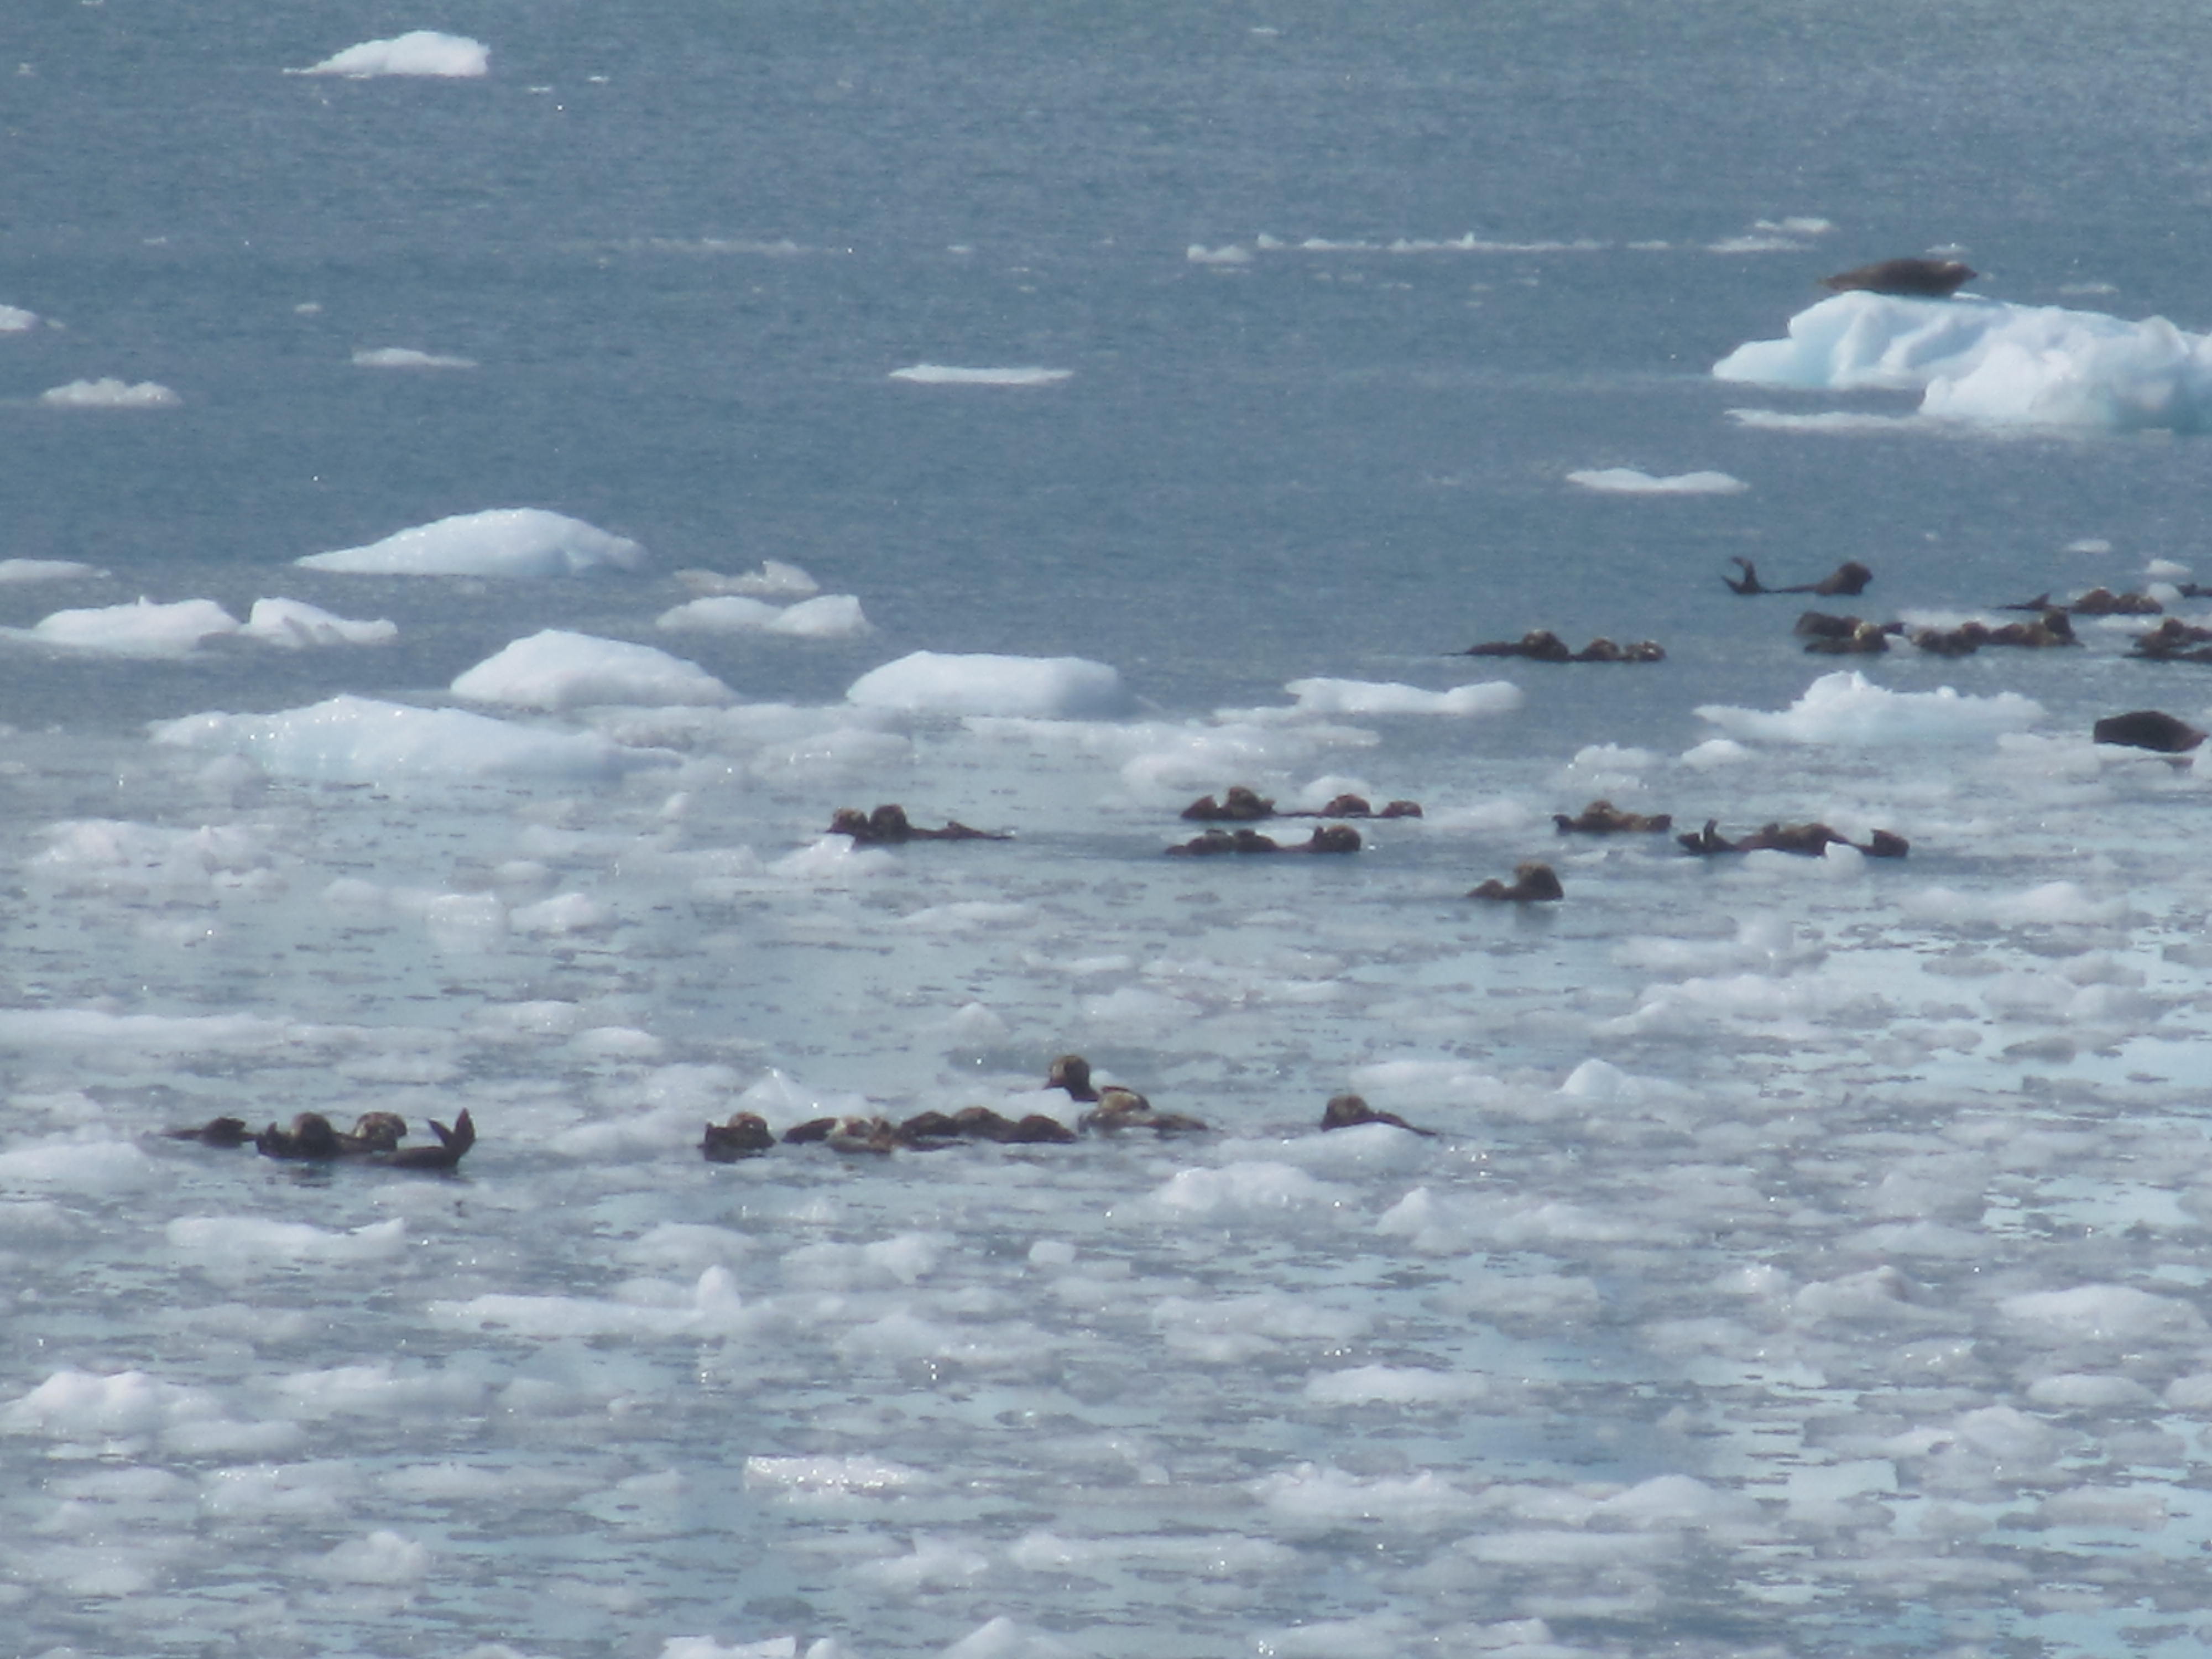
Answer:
top-left (161, 1060), bottom-right (1442, 1177)
top-left (165, 1109), bottom-right (476, 1169)
top-left (1724, 551), bottom-right (2209, 756)
top-left (166, 269), bottom-right (2207, 1179)
top-left (699, 1053), bottom-right (1437, 1162)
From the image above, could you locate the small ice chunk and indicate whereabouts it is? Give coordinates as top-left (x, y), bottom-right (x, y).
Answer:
top-left (451, 629), bottom-right (733, 711)
top-left (656, 594), bottom-right (781, 632)
top-left (300, 31), bottom-right (489, 78)
top-left (319, 1529), bottom-right (429, 1584)
top-left (352, 346), bottom-right (477, 369)
top-left (24, 597), bottom-right (238, 657)
top-left (39, 378), bottom-right (180, 409)
top-left (153, 693), bottom-right (677, 782)
top-left (1698, 670), bottom-right (2042, 745)
top-left (0, 304), bottom-right (40, 331)
top-left (888, 364), bottom-right (1072, 386)
top-left (938, 1617), bottom-right (1077, 1658)
top-left (166, 1216), bottom-right (406, 1274)
top-left (656, 593), bottom-right (870, 638)
top-left (848, 650), bottom-right (1133, 717)
top-left (298, 508), bottom-right (644, 577)
top-left (1283, 678), bottom-right (1522, 717)
top-left (675, 560), bottom-right (820, 598)
top-left (0, 559), bottom-right (103, 583)
top-left (769, 594), bottom-right (870, 637)
top-left (1567, 467), bottom-right (1747, 494)
top-left (238, 598), bottom-right (397, 649)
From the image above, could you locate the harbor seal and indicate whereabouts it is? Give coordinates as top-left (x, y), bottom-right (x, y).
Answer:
top-left (1820, 258), bottom-right (1976, 298)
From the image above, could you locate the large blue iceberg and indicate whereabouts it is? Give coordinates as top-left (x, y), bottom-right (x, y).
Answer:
top-left (1715, 291), bottom-right (2212, 432)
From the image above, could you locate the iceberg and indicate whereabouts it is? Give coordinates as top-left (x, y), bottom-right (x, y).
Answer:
top-left (296, 508), bottom-right (644, 576)
top-left (1716, 291), bottom-right (2212, 431)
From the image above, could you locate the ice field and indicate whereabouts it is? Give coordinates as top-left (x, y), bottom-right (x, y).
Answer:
top-left (14, 2), bottom-right (2212, 1655)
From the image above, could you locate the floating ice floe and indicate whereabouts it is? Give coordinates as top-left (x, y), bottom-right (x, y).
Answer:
top-left (656, 593), bottom-right (870, 638)
top-left (1187, 244), bottom-right (1253, 265)
top-left (676, 559), bottom-right (820, 598)
top-left (1697, 670), bottom-right (2043, 745)
top-left (19, 597), bottom-right (239, 657)
top-left (167, 1217), bottom-right (406, 1275)
top-left (847, 650), bottom-right (1133, 717)
top-left (1566, 467), bottom-right (1748, 494)
top-left (0, 305), bottom-right (41, 331)
top-left (888, 364), bottom-right (1072, 386)
top-left (238, 598), bottom-right (397, 649)
top-left (351, 347), bottom-right (477, 369)
top-left (39, 378), bottom-right (180, 409)
top-left (298, 31), bottom-right (489, 78)
top-left (1716, 291), bottom-right (2212, 431)
top-left (452, 629), bottom-right (733, 711)
top-left (152, 693), bottom-right (678, 782)
top-left (296, 508), bottom-right (644, 576)
top-left (1281, 677), bottom-right (1522, 717)
top-left (0, 559), bottom-right (104, 583)
top-left (0, 1369), bottom-right (218, 1439)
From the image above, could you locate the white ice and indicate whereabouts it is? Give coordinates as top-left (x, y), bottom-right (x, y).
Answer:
top-left (657, 593), bottom-right (871, 638)
top-left (847, 651), bottom-right (1133, 717)
top-left (1696, 670), bottom-right (2044, 745)
top-left (1281, 677), bottom-right (1522, 717)
top-left (352, 347), bottom-right (478, 369)
top-left (1716, 291), bottom-right (2212, 431)
top-left (1566, 468), bottom-right (1747, 494)
top-left (675, 560), bottom-right (821, 598)
top-left (151, 693), bottom-right (678, 781)
top-left (238, 598), bottom-right (397, 649)
top-left (0, 559), bottom-right (105, 583)
top-left (296, 508), bottom-right (645, 576)
top-left (298, 31), bottom-right (490, 79)
top-left (39, 378), bottom-right (180, 409)
top-left (887, 365), bottom-right (1073, 386)
top-left (452, 630), bottom-right (734, 711)
top-left (18, 597), bottom-right (238, 657)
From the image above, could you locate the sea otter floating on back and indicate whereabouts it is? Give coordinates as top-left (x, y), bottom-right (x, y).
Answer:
top-left (1820, 258), bottom-right (1976, 298)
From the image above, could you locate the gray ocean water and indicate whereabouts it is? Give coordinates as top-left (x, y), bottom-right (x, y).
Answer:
top-left (11, 3), bottom-right (2212, 1656)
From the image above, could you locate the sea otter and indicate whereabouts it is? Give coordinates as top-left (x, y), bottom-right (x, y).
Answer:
top-left (2091, 710), bottom-right (2206, 753)
top-left (702, 1112), bottom-right (775, 1161)
top-left (1553, 800), bottom-right (1671, 834)
top-left (1468, 862), bottom-right (1564, 902)
top-left (827, 805), bottom-right (1010, 843)
top-left (1320, 1094), bottom-right (1437, 1137)
top-left (1045, 1055), bottom-right (1208, 1135)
